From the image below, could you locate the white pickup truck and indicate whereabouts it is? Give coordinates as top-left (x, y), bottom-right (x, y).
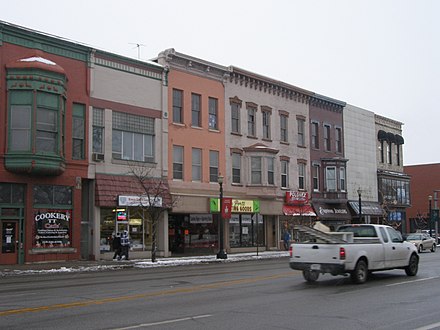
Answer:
top-left (289, 224), bottom-right (419, 284)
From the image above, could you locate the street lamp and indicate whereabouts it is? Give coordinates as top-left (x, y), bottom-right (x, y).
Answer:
top-left (357, 188), bottom-right (362, 223)
top-left (217, 175), bottom-right (227, 259)
top-left (429, 195), bottom-right (433, 237)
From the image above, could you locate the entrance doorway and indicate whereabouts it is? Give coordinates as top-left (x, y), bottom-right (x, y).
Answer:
top-left (1, 220), bottom-right (19, 265)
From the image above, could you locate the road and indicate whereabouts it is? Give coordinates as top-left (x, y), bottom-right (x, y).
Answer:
top-left (1, 252), bottom-right (440, 330)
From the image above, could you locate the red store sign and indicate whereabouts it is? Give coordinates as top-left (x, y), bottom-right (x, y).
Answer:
top-left (285, 191), bottom-right (309, 206)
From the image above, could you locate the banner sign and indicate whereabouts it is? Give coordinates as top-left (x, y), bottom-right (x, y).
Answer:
top-left (34, 210), bottom-right (71, 248)
top-left (222, 198), bottom-right (232, 219)
top-left (118, 195), bottom-right (162, 207)
top-left (210, 198), bottom-right (260, 213)
top-left (285, 191), bottom-right (309, 205)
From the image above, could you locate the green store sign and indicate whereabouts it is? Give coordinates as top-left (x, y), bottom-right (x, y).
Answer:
top-left (210, 198), bottom-right (260, 213)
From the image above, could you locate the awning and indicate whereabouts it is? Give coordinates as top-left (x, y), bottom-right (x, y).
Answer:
top-left (282, 205), bottom-right (316, 216)
top-left (348, 201), bottom-right (384, 216)
top-left (312, 202), bottom-right (352, 221)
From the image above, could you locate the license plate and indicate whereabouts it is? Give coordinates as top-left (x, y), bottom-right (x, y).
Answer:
top-left (310, 264), bottom-right (321, 271)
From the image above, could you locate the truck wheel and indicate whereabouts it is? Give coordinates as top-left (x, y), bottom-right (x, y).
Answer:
top-left (418, 245), bottom-right (423, 253)
top-left (405, 254), bottom-right (419, 276)
top-left (303, 269), bottom-right (319, 282)
top-left (351, 260), bottom-right (368, 284)
top-left (431, 244), bottom-right (436, 252)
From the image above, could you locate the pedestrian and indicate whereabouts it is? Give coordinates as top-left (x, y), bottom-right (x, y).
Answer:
top-left (283, 229), bottom-right (291, 251)
top-left (120, 230), bottom-right (130, 260)
top-left (112, 232), bottom-right (121, 260)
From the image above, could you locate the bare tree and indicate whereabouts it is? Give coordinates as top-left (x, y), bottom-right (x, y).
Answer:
top-left (127, 163), bottom-right (175, 262)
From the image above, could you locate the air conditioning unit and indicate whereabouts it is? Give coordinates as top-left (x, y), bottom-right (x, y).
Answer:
top-left (92, 153), bottom-right (104, 162)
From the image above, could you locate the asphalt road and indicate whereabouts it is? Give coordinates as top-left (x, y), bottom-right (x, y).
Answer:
top-left (1, 252), bottom-right (440, 330)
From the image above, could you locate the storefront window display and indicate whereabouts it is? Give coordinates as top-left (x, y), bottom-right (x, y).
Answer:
top-left (229, 214), bottom-right (264, 248)
top-left (100, 207), bottom-right (152, 253)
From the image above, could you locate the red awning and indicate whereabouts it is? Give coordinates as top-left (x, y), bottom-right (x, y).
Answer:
top-left (282, 205), bottom-right (316, 216)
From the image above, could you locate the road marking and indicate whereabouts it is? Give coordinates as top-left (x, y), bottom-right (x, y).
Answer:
top-left (386, 276), bottom-right (438, 287)
top-left (414, 321), bottom-right (440, 330)
top-left (111, 314), bottom-right (212, 329)
top-left (0, 272), bottom-right (293, 317)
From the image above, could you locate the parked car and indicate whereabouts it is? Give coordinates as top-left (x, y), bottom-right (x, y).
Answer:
top-left (406, 233), bottom-right (436, 253)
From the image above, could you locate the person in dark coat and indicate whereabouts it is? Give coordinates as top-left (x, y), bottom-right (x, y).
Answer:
top-left (112, 232), bottom-right (122, 260)
top-left (120, 230), bottom-right (130, 260)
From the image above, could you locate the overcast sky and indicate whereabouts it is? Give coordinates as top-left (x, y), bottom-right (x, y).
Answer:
top-left (2, 0), bottom-right (438, 166)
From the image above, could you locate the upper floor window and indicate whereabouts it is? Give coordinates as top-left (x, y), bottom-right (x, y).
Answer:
top-left (297, 118), bottom-right (305, 147)
top-left (208, 97), bottom-right (218, 130)
top-left (267, 157), bottom-right (275, 185)
top-left (251, 156), bottom-right (262, 184)
top-left (231, 102), bottom-right (241, 134)
top-left (298, 163), bottom-right (306, 190)
top-left (112, 112), bottom-right (155, 163)
top-left (192, 148), bottom-right (202, 181)
top-left (312, 165), bottom-right (320, 191)
top-left (209, 150), bottom-right (219, 182)
top-left (340, 167), bottom-right (346, 191)
top-left (92, 108), bottom-right (104, 154)
top-left (172, 89), bottom-right (183, 124)
top-left (232, 152), bottom-right (241, 184)
top-left (335, 127), bottom-right (342, 153)
top-left (325, 167), bottom-right (336, 191)
top-left (191, 93), bottom-right (201, 127)
top-left (72, 103), bottom-right (85, 160)
top-left (247, 107), bottom-right (256, 137)
top-left (396, 144), bottom-right (401, 166)
top-left (311, 122), bottom-right (319, 149)
top-left (281, 160), bottom-right (289, 188)
top-left (10, 104), bottom-right (32, 151)
top-left (324, 124), bottom-right (331, 151)
top-left (173, 145), bottom-right (184, 180)
top-left (379, 140), bottom-right (384, 163)
top-left (280, 114), bottom-right (288, 142)
top-left (387, 141), bottom-right (392, 164)
top-left (262, 110), bottom-right (271, 140)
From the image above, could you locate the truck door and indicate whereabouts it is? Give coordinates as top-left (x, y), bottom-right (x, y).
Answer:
top-left (380, 227), bottom-right (408, 267)
top-left (379, 227), bottom-right (395, 268)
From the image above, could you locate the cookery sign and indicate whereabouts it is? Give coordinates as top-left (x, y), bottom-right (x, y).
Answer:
top-left (34, 210), bottom-right (71, 248)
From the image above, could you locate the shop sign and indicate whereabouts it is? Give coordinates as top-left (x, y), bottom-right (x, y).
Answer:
top-left (118, 195), bottom-right (162, 207)
top-left (317, 206), bottom-right (348, 216)
top-left (222, 198), bottom-right (232, 219)
top-left (190, 214), bottom-right (213, 224)
top-left (209, 198), bottom-right (260, 213)
top-left (285, 191), bottom-right (308, 205)
top-left (34, 210), bottom-right (71, 248)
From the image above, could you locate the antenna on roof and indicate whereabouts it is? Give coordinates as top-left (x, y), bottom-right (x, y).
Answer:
top-left (129, 43), bottom-right (146, 59)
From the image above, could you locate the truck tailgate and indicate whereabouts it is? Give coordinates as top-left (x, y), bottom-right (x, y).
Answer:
top-left (290, 243), bottom-right (343, 263)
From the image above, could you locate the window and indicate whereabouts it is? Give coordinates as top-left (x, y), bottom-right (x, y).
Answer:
top-left (311, 122), bottom-right (319, 149)
top-left (297, 118), bottom-right (305, 147)
top-left (379, 140), bottom-right (384, 163)
top-left (335, 127), bottom-right (342, 153)
top-left (172, 89), bottom-right (183, 124)
top-left (34, 185), bottom-right (72, 205)
top-left (340, 167), bottom-right (346, 191)
top-left (281, 160), bottom-right (289, 188)
top-left (387, 141), bottom-right (392, 164)
top-left (267, 157), bottom-right (275, 185)
top-left (208, 97), bottom-right (218, 129)
top-left (10, 105), bottom-right (31, 151)
top-left (312, 165), bottom-right (320, 191)
top-left (209, 150), bottom-right (219, 182)
top-left (280, 114), bottom-right (288, 142)
top-left (262, 110), bottom-right (271, 140)
top-left (92, 108), bottom-right (104, 154)
top-left (192, 148), bottom-right (202, 181)
top-left (298, 163), bottom-right (305, 190)
top-left (173, 145), bottom-right (184, 180)
top-left (251, 157), bottom-right (262, 184)
top-left (326, 167), bottom-right (336, 191)
top-left (191, 93), bottom-right (201, 127)
top-left (231, 102), bottom-right (241, 134)
top-left (324, 125), bottom-right (331, 151)
top-left (112, 112), bottom-right (155, 162)
top-left (36, 107), bottom-right (58, 153)
top-left (247, 107), bottom-right (256, 137)
top-left (396, 144), bottom-right (401, 166)
top-left (72, 103), bottom-right (85, 159)
top-left (232, 152), bottom-right (241, 184)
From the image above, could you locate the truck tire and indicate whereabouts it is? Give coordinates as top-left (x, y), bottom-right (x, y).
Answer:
top-left (405, 253), bottom-right (419, 276)
top-left (351, 259), bottom-right (368, 284)
top-left (418, 245), bottom-right (423, 253)
top-left (431, 244), bottom-right (436, 252)
top-left (303, 269), bottom-right (319, 282)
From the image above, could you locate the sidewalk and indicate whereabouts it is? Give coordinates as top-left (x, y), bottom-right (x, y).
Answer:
top-left (0, 251), bottom-right (289, 277)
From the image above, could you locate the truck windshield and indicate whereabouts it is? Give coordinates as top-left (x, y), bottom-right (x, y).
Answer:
top-left (337, 225), bottom-right (378, 237)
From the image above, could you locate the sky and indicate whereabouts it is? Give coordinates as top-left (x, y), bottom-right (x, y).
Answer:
top-left (2, 0), bottom-right (438, 166)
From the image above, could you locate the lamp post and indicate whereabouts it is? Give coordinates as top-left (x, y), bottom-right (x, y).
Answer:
top-left (429, 195), bottom-right (433, 238)
top-left (357, 188), bottom-right (362, 223)
top-left (217, 175), bottom-right (227, 259)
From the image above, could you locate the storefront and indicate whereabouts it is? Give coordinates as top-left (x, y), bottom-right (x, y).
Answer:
top-left (312, 200), bottom-right (351, 230)
top-left (348, 201), bottom-right (384, 224)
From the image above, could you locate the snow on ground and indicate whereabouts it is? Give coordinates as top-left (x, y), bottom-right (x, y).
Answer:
top-left (0, 251), bottom-right (289, 277)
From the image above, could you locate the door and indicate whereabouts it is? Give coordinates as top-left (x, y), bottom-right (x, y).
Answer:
top-left (1, 220), bottom-right (18, 265)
